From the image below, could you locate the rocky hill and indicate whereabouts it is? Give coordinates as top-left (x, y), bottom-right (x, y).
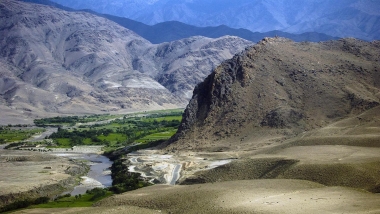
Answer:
top-left (0, 0), bottom-right (252, 124)
top-left (167, 37), bottom-right (380, 151)
top-left (49, 0), bottom-right (380, 41)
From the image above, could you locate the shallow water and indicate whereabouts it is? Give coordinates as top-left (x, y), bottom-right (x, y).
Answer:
top-left (54, 153), bottom-right (113, 196)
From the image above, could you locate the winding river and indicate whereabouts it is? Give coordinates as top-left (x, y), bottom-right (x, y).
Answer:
top-left (54, 153), bottom-right (113, 196)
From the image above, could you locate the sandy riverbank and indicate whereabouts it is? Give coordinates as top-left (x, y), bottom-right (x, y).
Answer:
top-left (0, 149), bottom-right (88, 209)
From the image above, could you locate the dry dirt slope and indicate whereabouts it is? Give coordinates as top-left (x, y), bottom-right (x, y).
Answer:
top-left (166, 37), bottom-right (380, 151)
top-left (175, 104), bottom-right (380, 190)
top-left (161, 36), bottom-right (380, 194)
top-left (16, 180), bottom-right (380, 214)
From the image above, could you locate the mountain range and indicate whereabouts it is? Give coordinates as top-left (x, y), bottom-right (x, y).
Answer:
top-left (49, 0), bottom-right (380, 41)
top-left (0, 0), bottom-right (252, 124)
top-left (22, 0), bottom-right (339, 44)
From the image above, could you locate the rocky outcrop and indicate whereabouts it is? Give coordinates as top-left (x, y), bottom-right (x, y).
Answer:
top-left (167, 37), bottom-right (380, 150)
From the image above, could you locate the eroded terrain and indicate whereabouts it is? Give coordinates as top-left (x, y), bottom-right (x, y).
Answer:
top-left (0, 146), bottom-right (88, 208)
top-left (126, 149), bottom-right (235, 185)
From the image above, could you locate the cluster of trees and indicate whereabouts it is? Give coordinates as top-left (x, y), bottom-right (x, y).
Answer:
top-left (114, 119), bottom-right (181, 131)
top-left (86, 188), bottom-right (107, 201)
top-left (34, 115), bottom-right (108, 126)
top-left (0, 197), bottom-right (49, 212)
top-left (104, 140), bottom-right (165, 195)
top-left (1, 124), bottom-right (29, 129)
top-left (50, 128), bottom-right (113, 139)
top-left (112, 117), bottom-right (180, 128)
top-left (109, 158), bottom-right (150, 194)
top-left (4, 142), bottom-right (27, 149)
top-left (34, 116), bottom-right (80, 126)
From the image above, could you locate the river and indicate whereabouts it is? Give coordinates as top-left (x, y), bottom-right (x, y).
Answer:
top-left (54, 153), bottom-right (113, 196)
top-left (31, 125), bottom-right (114, 196)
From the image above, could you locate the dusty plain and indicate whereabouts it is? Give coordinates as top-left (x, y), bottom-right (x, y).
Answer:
top-left (0, 146), bottom-right (87, 208)
top-left (14, 180), bottom-right (380, 214)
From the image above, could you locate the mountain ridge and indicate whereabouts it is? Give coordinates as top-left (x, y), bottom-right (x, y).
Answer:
top-left (0, 0), bottom-right (252, 124)
top-left (21, 0), bottom-right (339, 44)
top-left (49, 0), bottom-right (380, 41)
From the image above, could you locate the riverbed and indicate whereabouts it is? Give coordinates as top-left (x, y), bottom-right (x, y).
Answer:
top-left (53, 153), bottom-right (113, 195)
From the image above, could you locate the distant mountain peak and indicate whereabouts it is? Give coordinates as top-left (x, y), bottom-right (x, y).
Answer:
top-left (49, 0), bottom-right (380, 40)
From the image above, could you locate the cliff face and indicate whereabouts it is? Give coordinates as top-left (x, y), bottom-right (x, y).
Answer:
top-left (167, 37), bottom-right (380, 151)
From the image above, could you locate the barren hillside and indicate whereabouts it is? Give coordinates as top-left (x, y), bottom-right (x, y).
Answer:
top-left (0, 0), bottom-right (252, 124)
top-left (167, 37), bottom-right (380, 151)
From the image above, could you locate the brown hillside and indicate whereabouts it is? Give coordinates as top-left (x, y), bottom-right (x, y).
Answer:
top-left (167, 37), bottom-right (380, 151)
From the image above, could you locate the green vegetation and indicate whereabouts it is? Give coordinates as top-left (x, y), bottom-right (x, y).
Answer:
top-left (34, 114), bottom-right (120, 126)
top-left (3, 189), bottom-right (112, 212)
top-left (0, 127), bottom-right (45, 144)
top-left (0, 197), bottom-right (50, 213)
top-left (109, 158), bottom-right (151, 194)
top-left (33, 109), bottom-right (183, 127)
top-left (45, 109), bottom-right (183, 149)
top-left (2, 109), bottom-right (183, 212)
top-left (29, 189), bottom-right (112, 209)
top-left (136, 129), bottom-right (177, 143)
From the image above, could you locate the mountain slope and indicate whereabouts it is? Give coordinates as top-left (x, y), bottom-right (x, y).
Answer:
top-left (0, 0), bottom-right (174, 117)
top-left (167, 37), bottom-right (380, 151)
top-left (49, 0), bottom-right (380, 41)
top-left (0, 0), bottom-right (252, 123)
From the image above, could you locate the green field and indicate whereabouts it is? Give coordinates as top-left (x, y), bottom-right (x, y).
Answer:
top-left (136, 129), bottom-right (178, 143)
top-left (53, 138), bottom-right (72, 147)
top-left (97, 133), bottom-right (128, 143)
top-left (30, 190), bottom-right (113, 209)
top-left (44, 109), bottom-right (183, 149)
top-left (0, 128), bottom-right (45, 144)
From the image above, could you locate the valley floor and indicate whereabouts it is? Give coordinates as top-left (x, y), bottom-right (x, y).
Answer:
top-left (9, 106), bottom-right (380, 213)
